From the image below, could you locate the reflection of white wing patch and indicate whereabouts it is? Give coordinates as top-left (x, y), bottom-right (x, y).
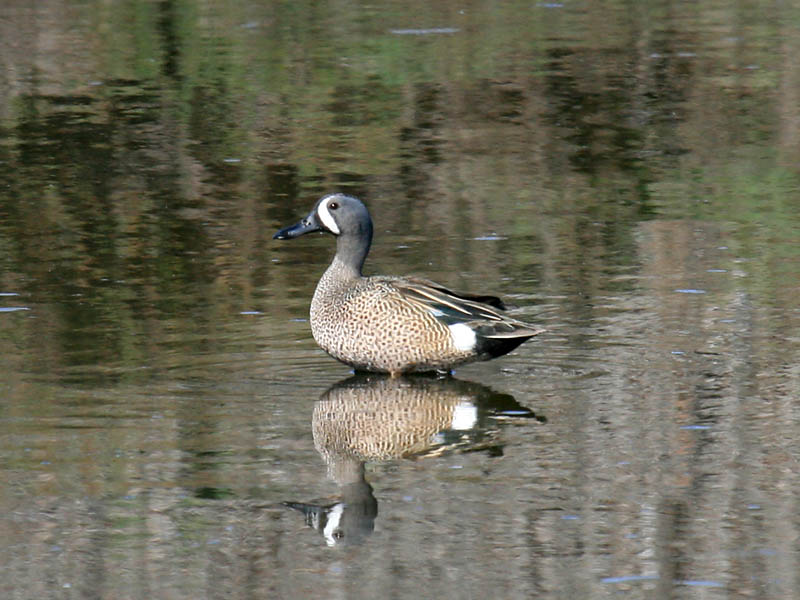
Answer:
top-left (317, 199), bottom-right (340, 234)
top-left (451, 401), bottom-right (478, 430)
top-left (448, 323), bottom-right (476, 351)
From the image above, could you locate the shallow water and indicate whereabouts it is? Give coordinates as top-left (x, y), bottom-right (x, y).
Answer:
top-left (1, 1), bottom-right (799, 598)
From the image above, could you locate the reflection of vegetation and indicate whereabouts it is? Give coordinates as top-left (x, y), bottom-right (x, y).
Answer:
top-left (0, 0), bottom-right (797, 378)
top-left (655, 159), bottom-right (800, 307)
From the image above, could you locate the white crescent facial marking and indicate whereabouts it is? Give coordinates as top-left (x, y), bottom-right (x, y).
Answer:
top-left (323, 503), bottom-right (344, 546)
top-left (448, 323), bottom-right (477, 351)
top-left (317, 197), bottom-right (341, 234)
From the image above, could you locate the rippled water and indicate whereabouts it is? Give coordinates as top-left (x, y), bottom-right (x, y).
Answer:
top-left (1, 1), bottom-right (799, 598)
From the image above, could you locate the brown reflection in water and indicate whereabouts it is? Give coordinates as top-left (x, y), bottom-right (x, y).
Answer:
top-left (284, 374), bottom-right (543, 546)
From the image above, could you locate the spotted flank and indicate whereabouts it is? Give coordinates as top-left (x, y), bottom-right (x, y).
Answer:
top-left (274, 193), bottom-right (543, 375)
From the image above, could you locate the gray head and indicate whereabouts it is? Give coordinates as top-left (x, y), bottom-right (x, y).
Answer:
top-left (274, 194), bottom-right (374, 275)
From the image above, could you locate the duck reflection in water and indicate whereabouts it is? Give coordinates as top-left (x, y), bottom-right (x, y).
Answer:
top-left (284, 374), bottom-right (545, 546)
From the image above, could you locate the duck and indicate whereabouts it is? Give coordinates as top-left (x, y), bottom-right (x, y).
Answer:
top-left (273, 194), bottom-right (543, 376)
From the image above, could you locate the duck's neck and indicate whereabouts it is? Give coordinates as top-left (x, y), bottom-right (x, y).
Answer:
top-left (324, 255), bottom-right (361, 283)
top-left (327, 226), bottom-right (372, 281)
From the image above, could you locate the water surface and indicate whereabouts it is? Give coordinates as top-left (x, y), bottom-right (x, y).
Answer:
top-left (1, 1), bottom-right (799, 598)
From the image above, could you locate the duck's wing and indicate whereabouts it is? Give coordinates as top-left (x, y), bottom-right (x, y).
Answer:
top-left (392, 277), bottom-right (543, 338)
top-left (393, 277), bottom-right (505, 320)
top-left (406, 278), bottom-right (508, 310)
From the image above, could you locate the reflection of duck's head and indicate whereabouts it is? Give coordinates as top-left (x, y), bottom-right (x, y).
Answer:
top-left (287, 374), bottom-right (543, 546)
top-left (284, 462), bottom-right (377, 547)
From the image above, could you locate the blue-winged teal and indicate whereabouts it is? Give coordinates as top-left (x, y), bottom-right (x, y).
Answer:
top-left (274, 194), bottom-right (543, 376)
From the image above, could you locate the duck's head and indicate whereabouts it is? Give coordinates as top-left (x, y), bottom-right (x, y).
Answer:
top-left (273, 194), bottom-right (372, 241)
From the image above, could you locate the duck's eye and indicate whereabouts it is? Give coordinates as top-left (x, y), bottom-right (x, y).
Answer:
top-left (328, 202), bottom-right (339, 210)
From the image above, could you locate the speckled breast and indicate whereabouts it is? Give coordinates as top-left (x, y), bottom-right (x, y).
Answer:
top-left (310, 276), bottom-right (474, 373)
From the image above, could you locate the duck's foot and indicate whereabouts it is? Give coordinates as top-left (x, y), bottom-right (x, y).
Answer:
top-left (387, 368), bottom-right (453, 379)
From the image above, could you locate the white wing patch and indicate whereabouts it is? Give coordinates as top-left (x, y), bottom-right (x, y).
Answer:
top-left (448, 323), bottom-right (476, 351)
top-left (317, 198), bottom-right (341, 234)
